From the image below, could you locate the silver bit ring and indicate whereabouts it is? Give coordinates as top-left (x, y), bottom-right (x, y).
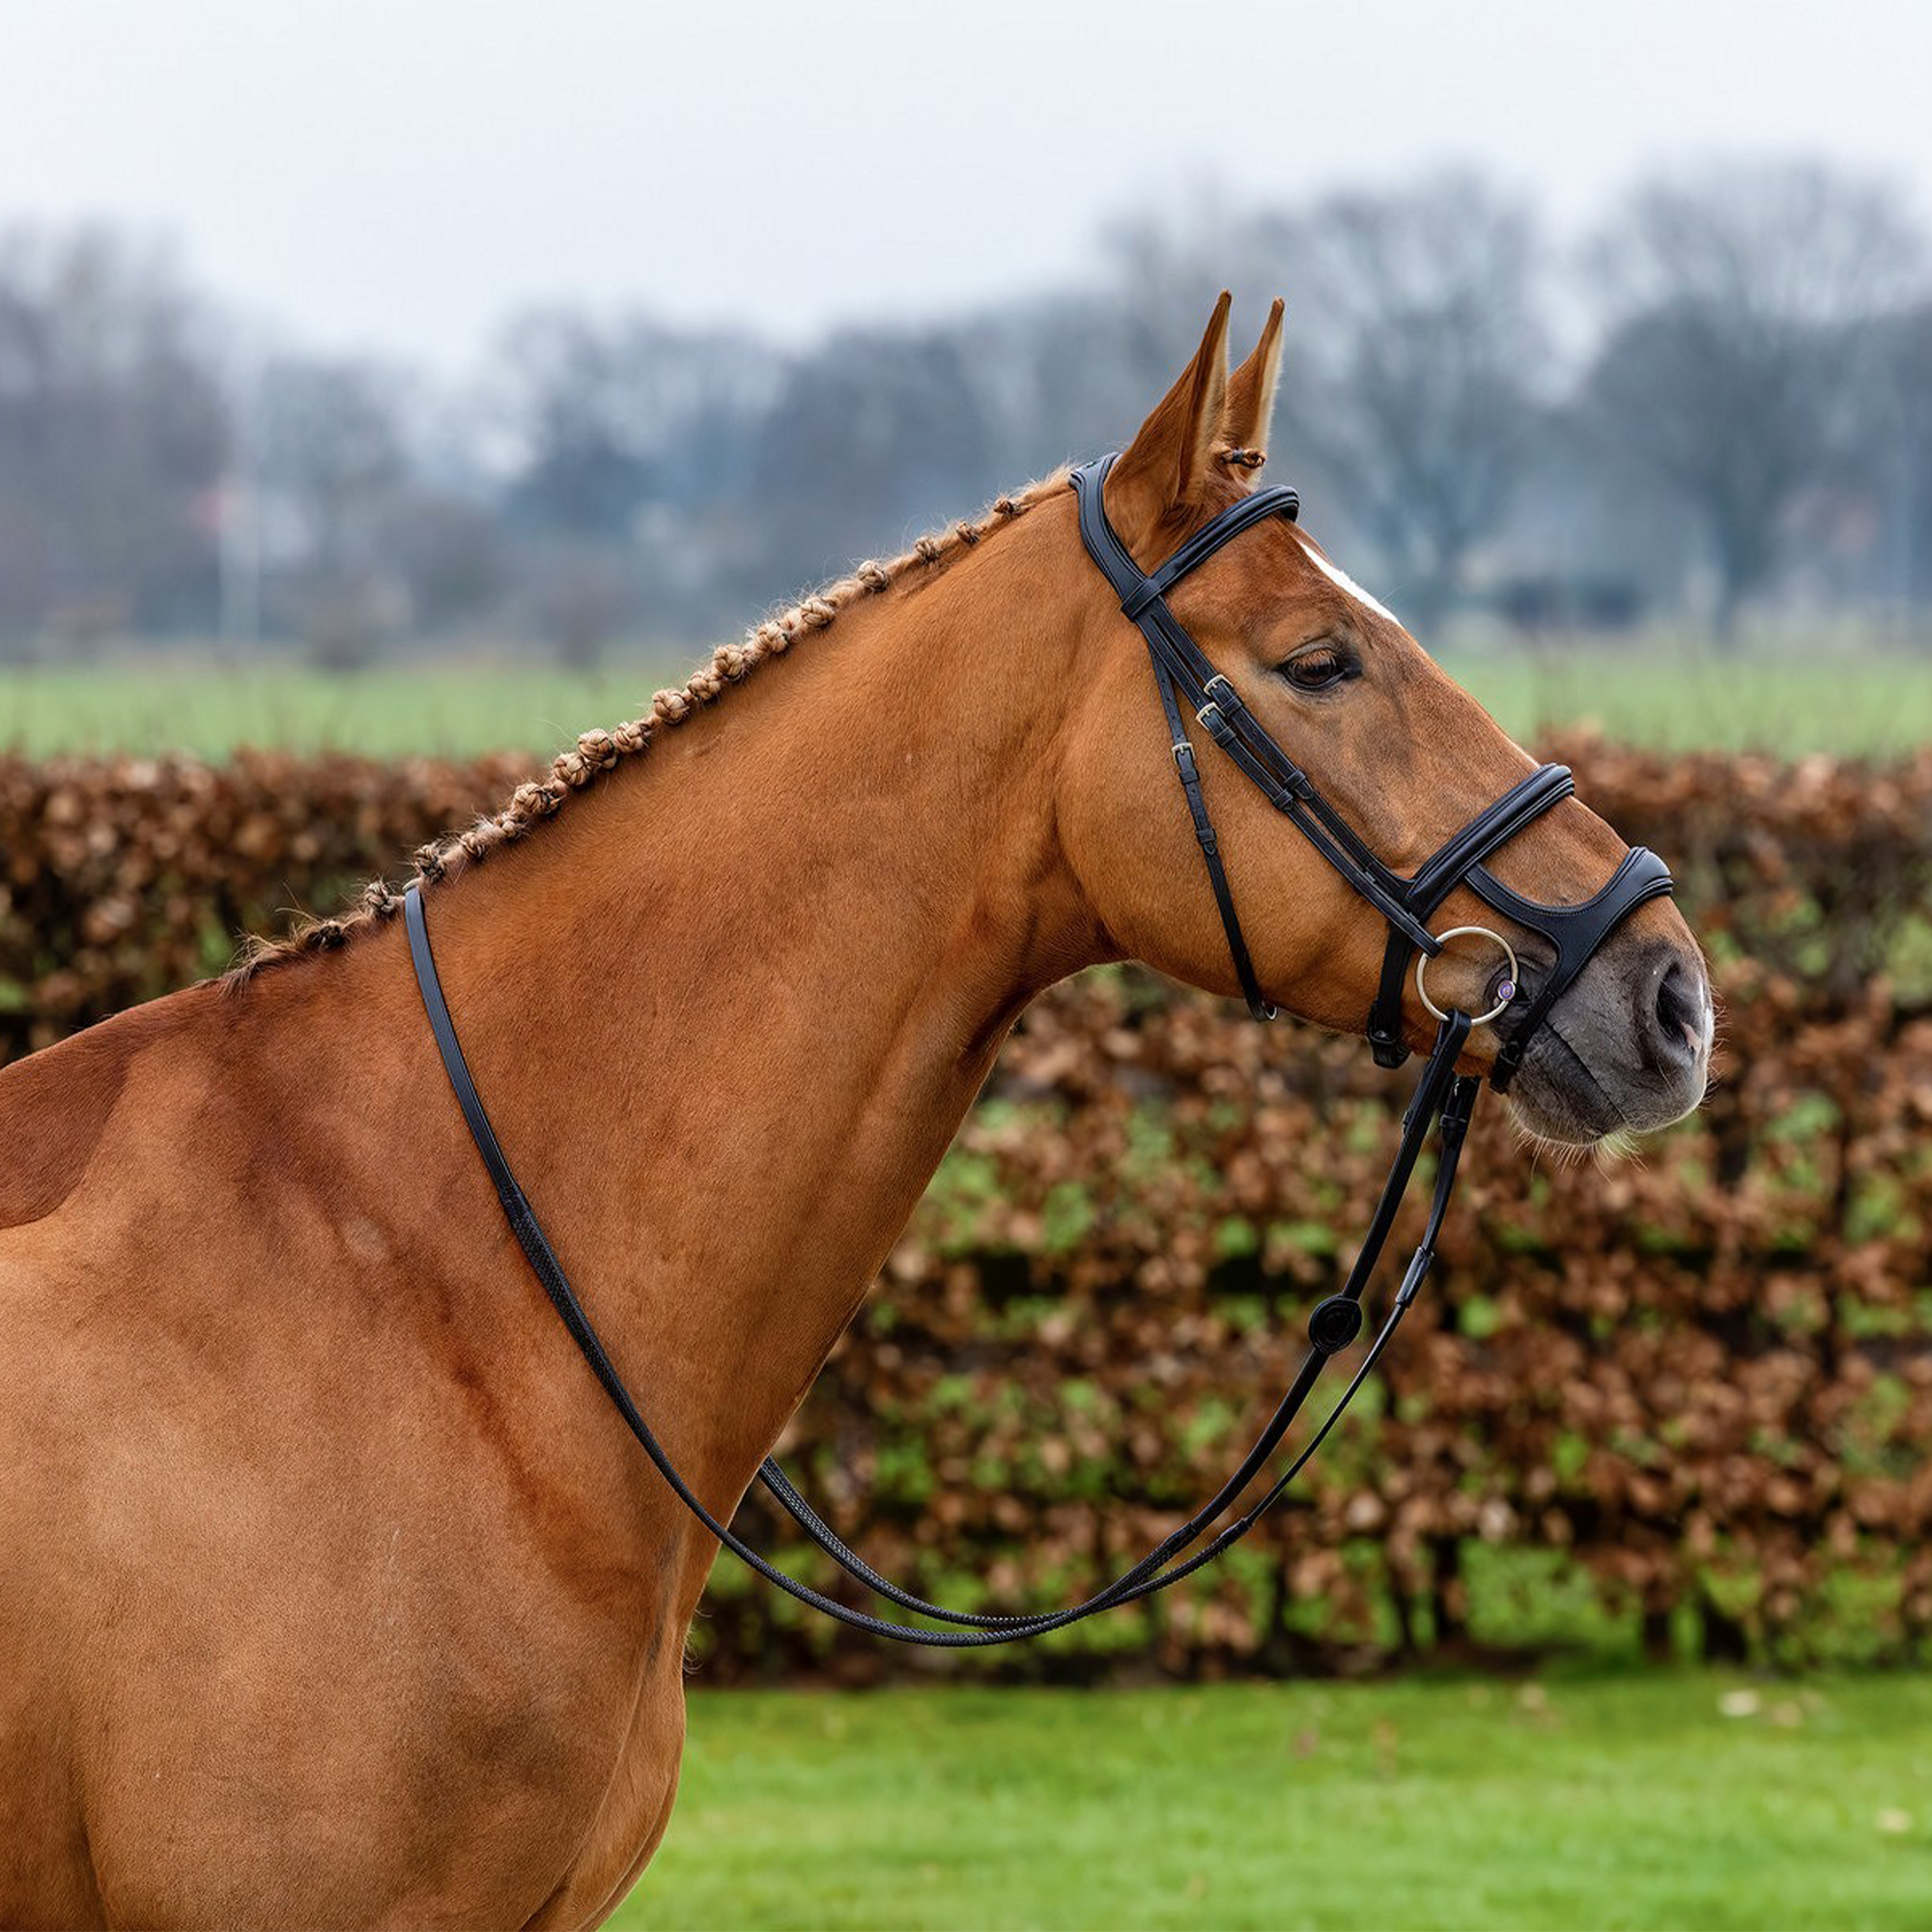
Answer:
top-left (1415, 925), bottom-right (1520, 1027)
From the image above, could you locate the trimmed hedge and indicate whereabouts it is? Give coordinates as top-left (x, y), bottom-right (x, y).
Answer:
top-left (5, 738), bottom-right (1931, 1678)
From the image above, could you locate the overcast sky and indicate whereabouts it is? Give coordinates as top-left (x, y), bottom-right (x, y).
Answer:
top-left (2, 0), bottom-right (1925, 369)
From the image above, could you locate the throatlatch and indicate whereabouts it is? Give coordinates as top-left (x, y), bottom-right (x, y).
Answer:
top-left (405, 452), bottom-right (1674, 1646)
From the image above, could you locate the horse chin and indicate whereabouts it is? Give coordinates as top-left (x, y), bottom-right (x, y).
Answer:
top-left (1503, 1083), bottom-right (1640, 1160)
top-left (1499, 1031), bottom-right (1641, 1153)
top-left (1500, 1021), bottom-right (1706, 1154)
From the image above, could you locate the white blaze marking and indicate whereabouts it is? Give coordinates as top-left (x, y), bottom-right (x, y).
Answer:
top-left (1294, 533), bottom-right (1403, 629)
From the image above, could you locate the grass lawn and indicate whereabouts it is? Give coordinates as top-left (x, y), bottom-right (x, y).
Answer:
top-left (0, 663), bottom-right (682, 762)
top-left (619, 1673), bottom-right (1932, 1930)
top-left (3, 648), bottom-right (1931, 759)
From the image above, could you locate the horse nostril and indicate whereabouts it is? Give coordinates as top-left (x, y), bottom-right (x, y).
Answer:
top-left (1653, 958), bottom-right (1706, 1064)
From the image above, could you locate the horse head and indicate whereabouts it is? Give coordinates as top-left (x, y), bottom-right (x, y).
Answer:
top-left (1056, 295), bottom-right (1711, 1145)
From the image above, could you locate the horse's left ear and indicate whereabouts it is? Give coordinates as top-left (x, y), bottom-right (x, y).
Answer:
top-left (1105, 292), bottom-right (1232, 557)
top-left (1217, 297), bottom-right (1285, 474)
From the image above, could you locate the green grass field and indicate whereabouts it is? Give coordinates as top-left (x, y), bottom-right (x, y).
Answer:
top-left (3, 646), bottom-right (1931, 758)
top-left (624, 1674), bottom-right (1932, 1931)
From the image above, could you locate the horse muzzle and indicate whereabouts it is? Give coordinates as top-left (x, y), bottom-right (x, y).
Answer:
top-left (1498, 927), bottom-right (1714, 1145)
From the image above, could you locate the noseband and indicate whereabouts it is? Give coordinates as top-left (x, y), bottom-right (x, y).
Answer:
top-left (405, 456), bottom-right (1673, 1646)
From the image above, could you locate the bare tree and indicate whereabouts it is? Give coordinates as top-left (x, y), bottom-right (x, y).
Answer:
top-left (965, 286), bottom-right (1194, 483)
top-left (1876, 305), bottom-right (1932, 617)
top-left (249, 355), bottom-right (415, 668)
top-left (1251, 174), bottom-right (1549, 634)
top-left (1581, 159), bottom-right (1925, 641)
top-left (494, 313), bottom-right (653, 542)
top-left (0, 227), bottom-right (227, 645)
top-left (966, 204), bottom-right (1276, 486)
top-left (752, 326), bottom-right (998, 595)
top-left (487, 309), bottom-right (779, 649)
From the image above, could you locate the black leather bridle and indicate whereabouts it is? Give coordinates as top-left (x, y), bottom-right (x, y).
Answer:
top-left (1069, 455), bottom-right (1673, 1083)
top-left (403, 455), bottom-right (1674, 1646)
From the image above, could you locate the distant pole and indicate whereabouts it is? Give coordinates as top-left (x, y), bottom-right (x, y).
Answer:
top-left (218, 346), bottom-right (263, 649)
top-left (1901, 428), bottom-right (1921, 648)
top-left (218, 472), bottom-right (261, 646)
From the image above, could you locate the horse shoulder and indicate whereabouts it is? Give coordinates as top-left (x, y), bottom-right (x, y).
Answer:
top-left (0, 984), bottom-right (218, 1231)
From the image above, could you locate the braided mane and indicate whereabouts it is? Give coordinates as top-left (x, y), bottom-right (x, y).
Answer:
top-left (225, 469), bottom-right (1073, 984)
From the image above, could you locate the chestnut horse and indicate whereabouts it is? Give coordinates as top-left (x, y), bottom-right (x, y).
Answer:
top-left (0, 299), bottom-right (1710, 1928)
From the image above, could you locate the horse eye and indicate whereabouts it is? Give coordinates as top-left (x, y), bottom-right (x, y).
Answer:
top-left (1277, 646), bottom-right (1355, 693)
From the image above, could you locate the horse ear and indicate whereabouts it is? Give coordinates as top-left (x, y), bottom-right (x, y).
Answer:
top-left (1218, 297), bottom-right (1285, 472)
top-left (1105, 292), bottom-right (1233, 557)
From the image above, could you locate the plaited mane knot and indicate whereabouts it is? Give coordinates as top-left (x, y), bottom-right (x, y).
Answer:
top-left (511, 781), bottom-right (564, 818)
top-left (653, 688), bottom-right (694, 724)
top-left (412, 842), bottom-right (446, 882)
top-left (913, 536), bottom-right (944, 564)
top-left (857, 560), bottom-right (891, 592)
top-left (361, 880), bottom-right (402, 918)
top-left (575, 729), bottom-right (620, 771)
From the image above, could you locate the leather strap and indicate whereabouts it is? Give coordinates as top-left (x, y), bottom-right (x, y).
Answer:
top-left (1151, 656), bottom-right (1275, 1021)
top-left (1473, 845), bottom-right (1676, 1091)
top-left (1122, 483), bottom-right (1300, 616)
top-left (1071, 458), bottom-right (1440, 958)
top-left (407, 880), bottom-right (1478, 1644)
top-left (1365, 764), bottom-right (1577, 1067)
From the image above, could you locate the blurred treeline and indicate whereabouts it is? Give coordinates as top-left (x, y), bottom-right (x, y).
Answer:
top-left (4, 156), bottom-right (1931, 666)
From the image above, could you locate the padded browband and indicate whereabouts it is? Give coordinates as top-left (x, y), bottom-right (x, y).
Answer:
top-left (1122, 485), bottom-right (1301, 617)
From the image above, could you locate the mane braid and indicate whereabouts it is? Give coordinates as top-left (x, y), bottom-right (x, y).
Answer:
top-left (222, 469), bottom-right (1072, 986)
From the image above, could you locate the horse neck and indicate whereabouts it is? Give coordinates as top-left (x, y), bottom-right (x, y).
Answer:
top-left (398, 501), bottom-right (1104, 1492)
